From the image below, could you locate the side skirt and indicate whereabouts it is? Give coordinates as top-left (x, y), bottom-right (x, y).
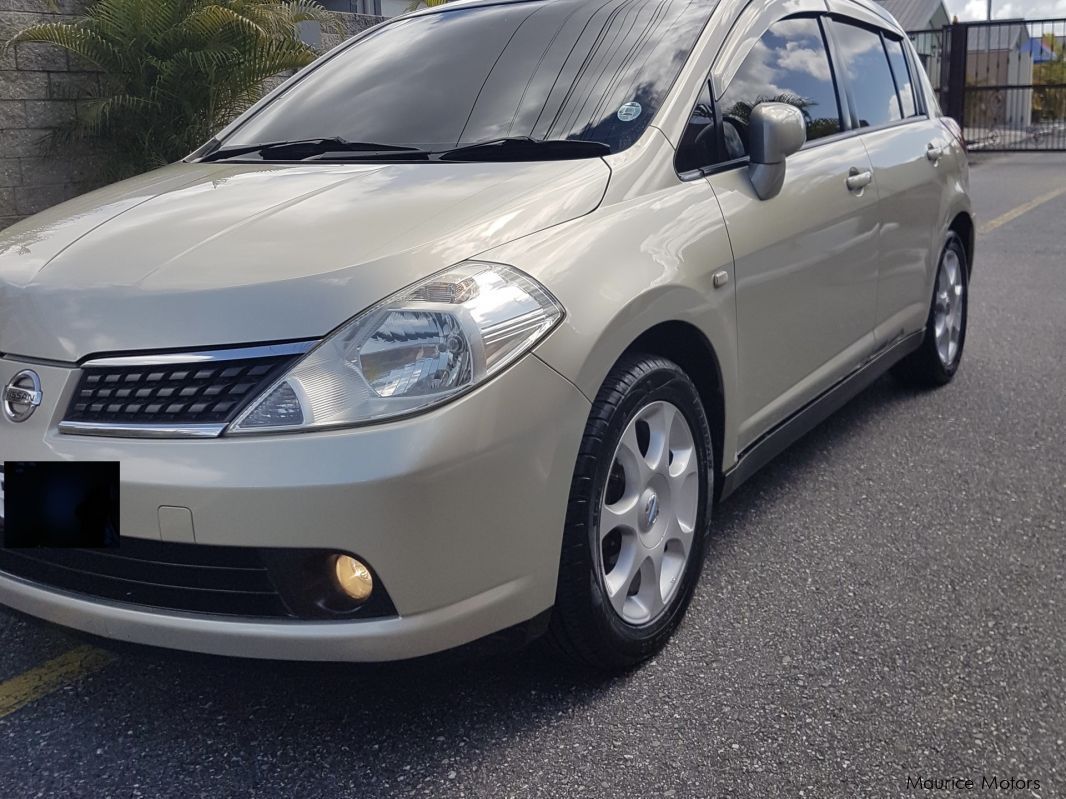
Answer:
top-left (718, 331), bottom-right (924, 501)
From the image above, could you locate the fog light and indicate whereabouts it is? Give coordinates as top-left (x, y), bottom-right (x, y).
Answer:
top-left (334, 555), bottom-right (373, 602)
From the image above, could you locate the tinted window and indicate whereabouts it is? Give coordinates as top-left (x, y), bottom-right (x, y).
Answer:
top-left (717, 17), bottom-right (842, 162)
top-left (225, 0), bottom-right (715, 157)
top-left (831, 21), bottom-right (902, 127)
top-left (675, 81), bottom-right (716, 173)
top-left (885, 36), bottom-right (919, 117)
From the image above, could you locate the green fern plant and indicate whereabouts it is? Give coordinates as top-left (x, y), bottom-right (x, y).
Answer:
top-left (4, 0), bottom-right (340, 179)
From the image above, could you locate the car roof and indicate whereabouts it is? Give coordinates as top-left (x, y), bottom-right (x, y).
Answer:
top-left (406, 0), bottom-right (551, 16)
top-left (407, 0), bottom-right (717, 18)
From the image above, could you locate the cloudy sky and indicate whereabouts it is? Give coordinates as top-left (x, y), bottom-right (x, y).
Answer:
top-left (946, 0), bottom-right (1066, 21)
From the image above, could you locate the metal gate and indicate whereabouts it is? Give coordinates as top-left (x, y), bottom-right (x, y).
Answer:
top-left (908, 18), bottom-right (1066, 151)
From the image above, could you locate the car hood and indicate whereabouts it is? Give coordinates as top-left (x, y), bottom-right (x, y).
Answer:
top-left (0, 159), bottom-right (609, 362)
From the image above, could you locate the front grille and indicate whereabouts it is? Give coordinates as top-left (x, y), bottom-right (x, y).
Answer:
top-left (0, 537), bottom-right (291, 617)
top-left (0, 537), bottom-right (398, 620)
top-left (63, 356), bottom-right (295, 427)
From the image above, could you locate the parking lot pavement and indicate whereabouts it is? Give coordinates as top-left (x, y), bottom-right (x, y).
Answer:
top-left (1, 153), bottom-right (1064, 799)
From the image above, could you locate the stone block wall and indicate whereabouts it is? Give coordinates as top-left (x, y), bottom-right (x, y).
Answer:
top-left (1, 0), bottom-right (102, 230)
top-left (0, 5), bottom-right (384, 230)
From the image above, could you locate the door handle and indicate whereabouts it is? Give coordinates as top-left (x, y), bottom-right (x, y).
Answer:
top-left (926, 143), bottom-right (943, 163)
top-left (846, 167), bottom-right (873, 192)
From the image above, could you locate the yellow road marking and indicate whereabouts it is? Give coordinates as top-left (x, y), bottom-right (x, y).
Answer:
top-left (980, 186), bottom-right (1066, 234)
top-left (0, 645), bottom-right (115, 719)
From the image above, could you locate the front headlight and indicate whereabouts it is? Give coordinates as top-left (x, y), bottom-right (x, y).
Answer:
top-left (227, 262), bottom-right (563, 434)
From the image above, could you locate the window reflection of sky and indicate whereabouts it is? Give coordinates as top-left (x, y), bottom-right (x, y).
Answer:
top-left (885, 37), bottom-right (918, 117)
top-left (831, 22), bottom-right (904, 126)
top-left (719, 18), bottom-right (842, 150)
top-left (227, 0), bottom-right (715, 155)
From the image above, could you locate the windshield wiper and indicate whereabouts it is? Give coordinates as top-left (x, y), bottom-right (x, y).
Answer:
top-left (437, 137), bottom-right (611, 162)
top-left (201, 136), bottom-right (611, 164)
top-left (201, 137), bottom-right (424, 162)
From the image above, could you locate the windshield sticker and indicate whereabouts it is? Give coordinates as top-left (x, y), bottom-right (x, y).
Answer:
top-left (617, 102), bottom-right (643, 123)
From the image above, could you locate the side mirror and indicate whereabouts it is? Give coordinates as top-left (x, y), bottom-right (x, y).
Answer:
top-left (747, 103), bottom-right (807, 201)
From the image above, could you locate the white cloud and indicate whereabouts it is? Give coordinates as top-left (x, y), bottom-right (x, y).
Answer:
top-left (899, 83), bottom-right (916, 114)
top-left (947, 0), bottom-right (1066, 20)
top-left (777, 42), bottom-right (833, 81)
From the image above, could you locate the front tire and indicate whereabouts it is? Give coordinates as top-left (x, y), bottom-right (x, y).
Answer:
top-left (549, 355), bottom-right (714, 671)
top-left (894, 232), bottom-right (969, 388)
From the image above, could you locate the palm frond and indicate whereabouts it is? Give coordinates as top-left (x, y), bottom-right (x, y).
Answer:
top-left (6, 23), bottom-right (127, 74)
top-left (3, 0), bottom-right (332, 178)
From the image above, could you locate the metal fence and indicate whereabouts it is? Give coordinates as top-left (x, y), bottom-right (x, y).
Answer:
top-left (908, 18), bottom-right (1066, 151)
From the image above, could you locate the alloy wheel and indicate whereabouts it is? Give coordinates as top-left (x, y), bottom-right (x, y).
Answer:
top-left (933, 248), bottom-right (965, 368)
top-left (597, 401), bottom-right (700, 626)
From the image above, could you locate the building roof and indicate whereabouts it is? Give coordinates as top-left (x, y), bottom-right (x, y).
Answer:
top-left (874, 0), bottom-right (947, 31)
top-left (1023, 37), bottom-right (1056, 62)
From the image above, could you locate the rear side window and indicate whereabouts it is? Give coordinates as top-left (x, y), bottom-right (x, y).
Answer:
top-left (885, 36), bottom-right (919, 117)
top-left (830, 20), bottom-right (903, 127)
top-left (716, 17), bottom-right (843, 162)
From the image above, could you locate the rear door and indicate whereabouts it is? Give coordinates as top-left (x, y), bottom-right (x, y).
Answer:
top-left (826, 11), bottom-right (951, 343)
top-left (698, 15), bottom-right (882, 451)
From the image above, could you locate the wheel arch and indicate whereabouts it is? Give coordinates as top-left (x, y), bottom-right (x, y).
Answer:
top-left (949, 211), bottom-right (975, 275)
top-left (620, 321), bottom-right (727, 501)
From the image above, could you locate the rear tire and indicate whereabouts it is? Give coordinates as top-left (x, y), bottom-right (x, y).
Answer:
top-left (548, 354), bottom-right (714, 671)
top-left (893, 232), bottom-right (969, 388)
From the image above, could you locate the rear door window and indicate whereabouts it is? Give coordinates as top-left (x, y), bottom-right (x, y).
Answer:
top-left (884, 36), bottom-right (919, 117)
top-left (830, 20), bottom-right (903, 127)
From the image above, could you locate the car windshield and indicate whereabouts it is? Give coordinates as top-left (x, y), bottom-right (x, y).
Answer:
top-left (217, 0), bottom-right (716, 160)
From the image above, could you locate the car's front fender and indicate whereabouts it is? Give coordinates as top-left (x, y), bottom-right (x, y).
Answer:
top-left (482, 175), bottom-right (741, 471)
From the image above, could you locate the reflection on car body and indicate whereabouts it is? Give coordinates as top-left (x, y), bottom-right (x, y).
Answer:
top-left (0, 0), bottom-right (973, 670)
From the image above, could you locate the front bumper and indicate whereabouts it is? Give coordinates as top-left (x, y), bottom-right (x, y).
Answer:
top-left (0, 354), bottom-right (589, 661)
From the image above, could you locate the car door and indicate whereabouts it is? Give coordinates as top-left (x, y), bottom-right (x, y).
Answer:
top-left (826, 10), bottom-right (952, 344)
top-left (698, 15), bottom-right (881, 452)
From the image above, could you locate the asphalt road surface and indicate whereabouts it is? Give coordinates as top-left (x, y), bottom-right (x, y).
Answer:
top-left (1, 153), bottom-right (1064, 799)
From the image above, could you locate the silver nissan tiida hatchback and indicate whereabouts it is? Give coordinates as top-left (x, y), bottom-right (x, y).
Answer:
top-left (0, 0), bottom-right (972, 669)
